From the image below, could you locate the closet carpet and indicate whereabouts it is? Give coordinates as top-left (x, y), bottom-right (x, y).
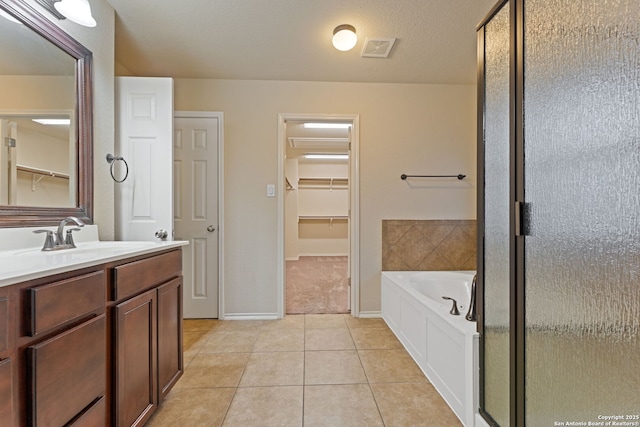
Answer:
top-left (286, 256), bottom-right (349, 314)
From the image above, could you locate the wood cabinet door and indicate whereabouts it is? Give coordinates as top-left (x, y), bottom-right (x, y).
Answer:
top-left (0, 358), bottom-right (14, 427)
top-left (114, 289), bottom-right (157, 427)
top-left (157, 277), bottom-right (183, 402)
top-left (29, 315), bottom-right (106, 427)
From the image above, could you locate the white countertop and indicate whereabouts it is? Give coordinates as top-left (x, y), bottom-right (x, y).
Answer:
top-left (0, 226), bottom-right (187, 288)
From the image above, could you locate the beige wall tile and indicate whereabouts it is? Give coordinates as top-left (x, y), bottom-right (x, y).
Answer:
top-left (382, 220), bottom-right (477, 271)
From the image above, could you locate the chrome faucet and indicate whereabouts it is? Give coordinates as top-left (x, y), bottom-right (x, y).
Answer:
top-left (34, 216), bottom-right (85, 251)
top-left (465, 274), bottom-right (477, 322)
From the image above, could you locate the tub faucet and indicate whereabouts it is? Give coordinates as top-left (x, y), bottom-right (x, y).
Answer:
top-left (465, 274), bottom-right (477, 322)
top-left (442, 297), bottom-right (460, 315)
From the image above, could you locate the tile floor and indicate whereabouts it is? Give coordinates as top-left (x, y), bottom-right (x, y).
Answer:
top-left (147, 314), bottom-right (462, 427)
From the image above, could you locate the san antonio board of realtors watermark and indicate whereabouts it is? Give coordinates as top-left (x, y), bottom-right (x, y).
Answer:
top-left (554, 415), bottom-right (640, 427)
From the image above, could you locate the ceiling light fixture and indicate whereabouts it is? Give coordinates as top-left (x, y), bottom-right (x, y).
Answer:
top-left (32, 118), bottom-right (71, 125)
top-left (36, 0), bottom-right (97, 27)
top-left (332, 24), bottom-right (357, 51)
top-left (304, 154), bottom-right (349, 160)
top-left (303, 123), bottom-right (352, 129)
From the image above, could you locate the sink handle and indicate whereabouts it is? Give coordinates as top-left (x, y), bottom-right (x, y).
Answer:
top-left (65, 228), bottom-right (82, 248)
top-left (33, 229), bottom-right (56, 251)
top-left (442, 296), bottom-right (461, 315)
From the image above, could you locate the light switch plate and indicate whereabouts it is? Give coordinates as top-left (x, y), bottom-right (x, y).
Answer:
top-left (266, 184), bottom-right (275, 197)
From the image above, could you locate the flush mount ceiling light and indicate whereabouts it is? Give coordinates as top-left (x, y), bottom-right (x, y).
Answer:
top-left (304, 154), bottom-right (349, 160)
top-left (32, 118), bottom-right (71, 125)
top-left (35, 0), bottom-right (97, 27)
top-left (303, 123), bottom-right (351, 129)
top-left (332, 24), bottom-right (357, 51)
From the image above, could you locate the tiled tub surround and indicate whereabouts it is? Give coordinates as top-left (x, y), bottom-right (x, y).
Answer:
top-left (382, 220), bottom-right (477, 271)
top-left (147, 314), bottom-right (462, 426)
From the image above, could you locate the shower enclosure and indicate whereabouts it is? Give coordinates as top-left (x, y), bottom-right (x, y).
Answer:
top-left (477, 0), bottom-right (640, 425)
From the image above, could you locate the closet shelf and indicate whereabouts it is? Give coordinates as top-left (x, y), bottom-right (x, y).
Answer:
top-left (298, 177), bottom-right (348, 190)
top-left (17, 164), bottom-right (70, 179)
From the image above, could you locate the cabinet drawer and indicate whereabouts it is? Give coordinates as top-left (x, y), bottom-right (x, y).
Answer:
top-left (29, 314), bottom-right (106, 427)
top-left (68, 396), bottom-right (105, 427)
top-left (112, 250), bottom-right (181, 301)
top-left (27, 271), bottom-right (105, 337)
top-left (0, 297), bottom-right (7, 353)
top-left (0, 358), bottom-right (13, 426)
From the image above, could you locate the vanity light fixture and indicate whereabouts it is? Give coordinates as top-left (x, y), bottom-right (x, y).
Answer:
top-left (304, 154), bottom-right (349, 160)
top-left (332, 24), bottom-right (357, 51)
top-left (35, 0), bottom-right (97, 27)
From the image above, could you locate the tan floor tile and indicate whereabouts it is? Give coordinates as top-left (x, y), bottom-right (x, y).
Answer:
top-left (350, 327), bottom-right (403, 350)
top-left (371, 382), bottom-right (462, 426)
top-left (200, 330), bottom-right (259, 353)
top-left (305, 350), bottom-right (366, 385)
top-left (253, 329), bottom-right (304, 352)
top-left (183, 330), bottom-right (209, 352)
top-left (214, 320), bottom-right (271, 331)
top-left (261, 315), bottom-right (305, 330)
top-left (343, 315), bottom-right (388, 329)
top-left (146, 387), bottom-right (235, 427)
top-left (304, 313), bottom-right (347, 329)
top-left (176, 353), bottom-right (250, 388)
top-left (305, 328), bottom-right (355, 351)
top-left (183, 319), bottom-right (219, 332)
top-left (303, 384), bottom-right (384, 426)
top-left (239, 352), bottom-right (304, 386)
top-left (223, 386), bottom-right (303, 426)
top-left (359, 349), bottom-right (427, 383)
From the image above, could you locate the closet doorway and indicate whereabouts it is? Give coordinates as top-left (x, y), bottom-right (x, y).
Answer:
top-left (278, 114), bottom-right (360, 316)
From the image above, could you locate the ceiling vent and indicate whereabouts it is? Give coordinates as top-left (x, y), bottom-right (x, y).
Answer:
top-left (361, 38), bottom-right (397, 58)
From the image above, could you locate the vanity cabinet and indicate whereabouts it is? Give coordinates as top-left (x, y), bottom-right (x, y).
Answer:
top-left (110, 249), bottom-right (183, 427)
top-left (0, 290), bottom-right (14, 426)
top-left (0, 245), bottom-right (183, 427)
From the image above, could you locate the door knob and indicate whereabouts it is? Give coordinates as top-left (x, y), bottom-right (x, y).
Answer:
top-left (207, 225), bottom-right (215, 232)
top-left (155, 229), bottom-right (168, 240)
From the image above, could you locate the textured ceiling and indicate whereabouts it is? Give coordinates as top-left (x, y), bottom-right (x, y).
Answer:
top-left (107, 0), bottom-right (496, 84)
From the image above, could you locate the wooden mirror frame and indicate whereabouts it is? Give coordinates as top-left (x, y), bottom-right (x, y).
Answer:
top-left (0, 0), bottom-right (93, 227)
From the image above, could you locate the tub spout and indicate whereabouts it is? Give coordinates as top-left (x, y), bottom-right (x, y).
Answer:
top-left (465, 274), bottom-right (477, 322)
top-left (442, 296), bottom-right (460, 315)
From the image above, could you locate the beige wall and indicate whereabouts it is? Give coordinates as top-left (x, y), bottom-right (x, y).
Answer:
top-left (23, 0), bottom-right (116, 239)
top-left (174, 79), bottom-right (476, 315)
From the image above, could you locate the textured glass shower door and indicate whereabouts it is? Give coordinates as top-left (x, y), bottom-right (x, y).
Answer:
top-left (522, 0), bottom-right (640, 424)
top-left (480, 2), bottom-right (511, 426)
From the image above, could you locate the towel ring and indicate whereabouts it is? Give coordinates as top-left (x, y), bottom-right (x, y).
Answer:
top-left (106, 153), bottom-right (129, 183)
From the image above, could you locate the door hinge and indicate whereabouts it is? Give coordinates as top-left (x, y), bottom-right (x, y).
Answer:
top-left (4, 137), bottom-right (16, 147)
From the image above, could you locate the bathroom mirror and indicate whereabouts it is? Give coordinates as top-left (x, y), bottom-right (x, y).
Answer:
top-left (0, 0), bottom-right (93, 227)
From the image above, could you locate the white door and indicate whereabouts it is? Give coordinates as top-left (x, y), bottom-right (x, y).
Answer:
top-left (115, 77), bottom-right (174, 241)
top-left (174, 114), bottom-right (221, 318)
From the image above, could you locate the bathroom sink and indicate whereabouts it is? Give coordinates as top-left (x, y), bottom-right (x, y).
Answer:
top-left (12, 240), bottom-right (160, 256)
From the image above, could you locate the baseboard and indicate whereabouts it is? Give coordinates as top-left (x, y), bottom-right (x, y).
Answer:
top-left (221, 313), bottom-right (280, 320)
top-left (298, 253), bottom-right (349, 257)
top-left (357, 311), bottom-right (382, 318)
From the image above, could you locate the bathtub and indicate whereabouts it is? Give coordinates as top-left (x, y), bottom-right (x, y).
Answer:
top-left (381, 271), bottom-right (479, 427)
